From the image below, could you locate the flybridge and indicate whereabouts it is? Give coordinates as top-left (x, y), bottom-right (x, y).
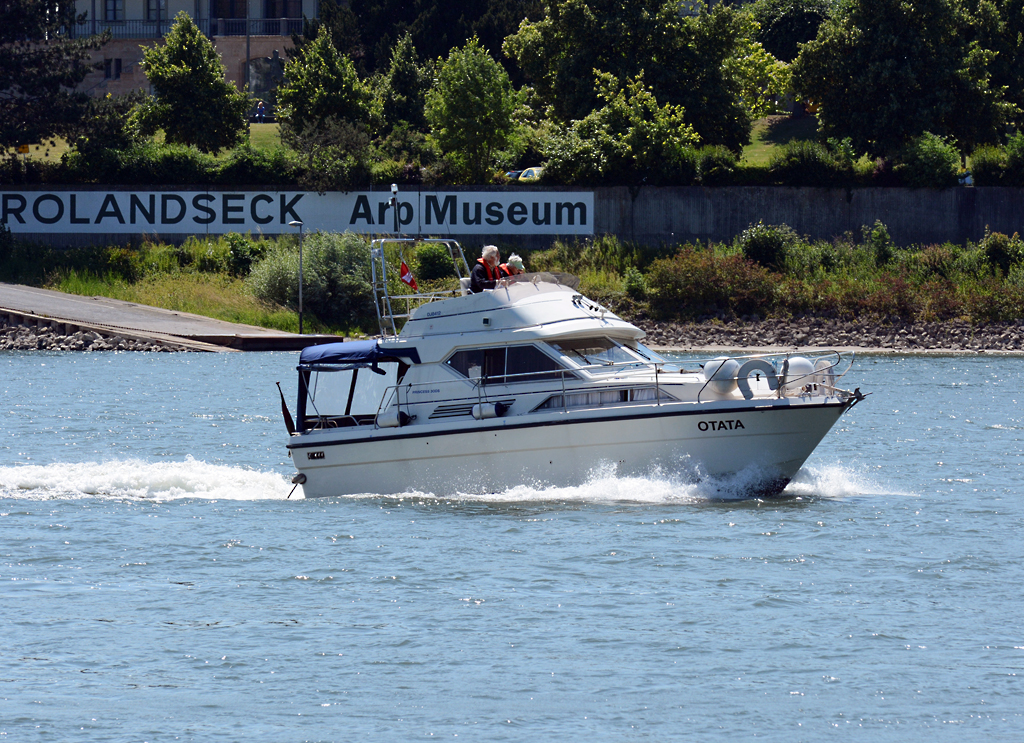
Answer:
top-left (1, 190), bottom-right (594, 236)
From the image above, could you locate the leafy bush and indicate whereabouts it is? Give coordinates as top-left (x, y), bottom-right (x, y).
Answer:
top-left (894, 133), bottom-right (960, 189)
top-left (215, 145), bottom-right (298, 186)
top-left (415, 242), bottom-right (456, 281)
top-left (247, 231), bottom-right (374, 328)
top-left (739, 222), bottom-right (799, 268)
top-left (370, 158), bottom-right (405, 185)
top-left (176, 235), bottom-right (232, 273)
top-left (646, 246), bottom-right (778, 319)
top-left (225, 233), bottom-right (267, 277)
top-left (866, 220), bottom-right (894, 266)
top-left (1006, 132), bottom-right (1024, 187)
top-left (530, 235), bottom-right (661, 276)
top-left (970, 145), bottom-right (1007, 186)
top-left (695, 146), bottom-right (738, 186)
top-left (982, 231), bottom-right (1024, 275)
top-left (63, 142), bottom-right (218, 185)
top-left (623, 266), bottom-right (647, 299)
top-left (768, 139), bottom-right (851, 187)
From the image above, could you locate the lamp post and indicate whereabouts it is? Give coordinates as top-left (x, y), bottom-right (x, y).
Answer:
top-left (389, 183), bottom-right (399, 234)
top-left (289, 220), bottom-right (304, 335)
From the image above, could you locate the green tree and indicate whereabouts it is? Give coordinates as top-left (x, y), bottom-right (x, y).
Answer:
top-left (544, 72), bottom-right (700, 185)
top-left (291, 0), bottom-right (363, 64)
top-left (791, 0), bottom-right (1013, 158)
top-left (424, 37), bottom-right (521, 182)
top-left (724, 16), bottom-right (791, 119)
top-left (374, 33), bottom-right (430, 131)
top-left (290, 0), bottom-right (542, 78)
top-left (131, 12), bottom-right (249, 154)
top-left (971, 0), bottom-right (1024, 131)
top-left (0, 0), bottom-right (108, 151)
top-left (277, 30), bottom-right (373, 135)
top-left (749, 0), bottom-right (833, 63)
top-left (504, 1), bottom-right (757, 151)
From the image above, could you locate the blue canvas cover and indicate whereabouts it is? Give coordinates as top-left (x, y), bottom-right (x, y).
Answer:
top-left (298, 340), bottom-right (420, 368)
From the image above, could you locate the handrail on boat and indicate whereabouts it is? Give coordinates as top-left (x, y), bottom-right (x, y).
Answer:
top-left (370, 238), bottom-right (472, 338)
top-left (693, 350), bottom-right (853, 404)
top-left (306, 347), bottom-right (854, 432)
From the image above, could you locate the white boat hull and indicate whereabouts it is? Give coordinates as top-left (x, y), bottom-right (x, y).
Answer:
top-left (289, 398), bottom-right (851, 498)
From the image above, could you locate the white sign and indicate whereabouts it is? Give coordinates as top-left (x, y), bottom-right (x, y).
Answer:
top-left (0, 190), bottom-right (594, 236)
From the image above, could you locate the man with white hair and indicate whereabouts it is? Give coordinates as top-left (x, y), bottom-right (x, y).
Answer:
top-left (469, 244), bottom-right (502, 293)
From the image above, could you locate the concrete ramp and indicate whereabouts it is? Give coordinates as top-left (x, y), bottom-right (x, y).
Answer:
top-left (0, 283), bottom-right (343, 352)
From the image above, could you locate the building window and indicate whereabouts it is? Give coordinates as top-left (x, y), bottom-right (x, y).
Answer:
top-left (263, 0), bottom-right (301, 16)
top-left (146, 0), bottom-right (167, 20)
top-left (214, 0), bottom-right (247, 18)
top-left (104, 59), bottom-right (123, 79)
top-left (104, 0), bottom-right (124, 21)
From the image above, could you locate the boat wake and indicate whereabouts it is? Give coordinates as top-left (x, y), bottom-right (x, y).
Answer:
top-left (0, 457), bottom-right (290, 502)
top-left (0, 459), bottom-right (890, 504)
top-left (438, 459), bottom-right (893, 504)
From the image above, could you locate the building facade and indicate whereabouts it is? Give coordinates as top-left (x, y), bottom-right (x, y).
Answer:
top-left (72, 0), bottom-right (316, 97)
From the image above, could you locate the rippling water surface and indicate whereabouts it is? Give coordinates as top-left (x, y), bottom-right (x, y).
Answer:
top-left (2, 351), bottom-right (1023, 741)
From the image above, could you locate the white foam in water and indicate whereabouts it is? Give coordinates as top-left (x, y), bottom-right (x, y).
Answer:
top-left (784, 462), bottom-right (905, 498)
top-left (0, 458), bottom-right (886, 504)
top-left (437, 460), bottom-right (891, 504)
top-left (417, 460), bottom-right (883, 504)
top-left (0, 457), bottom-right (290, 502)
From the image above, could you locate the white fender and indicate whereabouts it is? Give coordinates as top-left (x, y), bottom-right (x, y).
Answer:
top-left (472, 403), bottom-right (507, 420)
top-left (783, 356), bottom-right (816, 395)
top-left (703, 357), bottom-right (740, 395)
top-left (814, 358), bottom-right (836, 392)
top-left (376, 410), bottom-right (413, 428)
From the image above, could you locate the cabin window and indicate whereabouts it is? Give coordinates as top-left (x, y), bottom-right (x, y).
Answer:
top-left (547, 338), bottom-right (642, 368)
top-left (446, 345), bottom-right (566, 385)
top-left (534, 386), bottom-right (675, 411)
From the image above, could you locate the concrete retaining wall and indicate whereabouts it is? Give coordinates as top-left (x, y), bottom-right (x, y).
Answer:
top-left (592, 186), bottom-right (1024, 247)
top-left (8, 186), bottom-right (1024, 248)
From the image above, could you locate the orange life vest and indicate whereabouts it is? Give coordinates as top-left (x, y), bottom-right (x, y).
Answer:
top-left (477, 258), bottom-right (498, 280)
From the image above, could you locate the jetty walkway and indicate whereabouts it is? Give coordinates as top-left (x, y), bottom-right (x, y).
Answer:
top-left (0, 283), bottom-right (340, 352)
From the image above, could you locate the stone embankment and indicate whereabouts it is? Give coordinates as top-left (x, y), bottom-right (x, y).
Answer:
top-left (1, 320), bottom-right (190, 352)
top-left (639, 317), bottom-right (1024, 353)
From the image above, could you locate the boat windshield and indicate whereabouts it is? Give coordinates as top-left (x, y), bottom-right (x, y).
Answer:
top-left (306, 364), bottom-right (399, 419)
top-left (547, 338), bottom-right (646, 369)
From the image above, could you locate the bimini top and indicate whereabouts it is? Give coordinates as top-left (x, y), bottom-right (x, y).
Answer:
top-left (298, 340), bottom-right (421, 369)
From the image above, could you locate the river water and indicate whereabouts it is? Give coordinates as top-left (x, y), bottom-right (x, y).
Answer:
top-left (2, 351), bottom-right (1022, 741)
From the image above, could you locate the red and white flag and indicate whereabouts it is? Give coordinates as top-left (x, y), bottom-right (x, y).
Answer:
top-left (400, 261), bottom-right (418, 291)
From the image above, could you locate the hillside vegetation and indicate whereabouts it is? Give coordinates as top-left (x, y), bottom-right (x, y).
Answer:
top-left (3, 224), bottom-right (1022, 335)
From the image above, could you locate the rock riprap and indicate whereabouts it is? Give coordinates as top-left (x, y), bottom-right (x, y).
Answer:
top-left (638, 318), bottom-right (1024, 352)
top-left (1, 320), bottom-right (189, 352)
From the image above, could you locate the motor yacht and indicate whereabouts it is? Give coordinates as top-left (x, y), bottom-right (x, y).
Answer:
top-left (284, 239), bottom-right (864, 498)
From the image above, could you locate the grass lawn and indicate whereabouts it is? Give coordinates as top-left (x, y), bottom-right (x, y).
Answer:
top-left (248, 123), bottom-right (283, 151)
top-left (6, 139), bottom-right (73, 163)
top-left (49, 270), bottom-right (325, 334)
top-left (741, 114), bottom-right (820, 165)
top-left (7, 122), bottom-right (285, 163)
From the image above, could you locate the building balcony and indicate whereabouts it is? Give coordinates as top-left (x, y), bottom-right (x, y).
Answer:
top-left (71, 17), bottom-right (303, 39)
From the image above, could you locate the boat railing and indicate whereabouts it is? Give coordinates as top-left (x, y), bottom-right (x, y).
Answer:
top-left (370, 238), bottom-right (471, 338)
top-left (692, 350), bottom-right (853, 404)
top-left (369, 362), bottom-right (680, 428)
top-left (367, 351), bottom-right (854, 427)
top-left (304, 350), bottom-right (854, 431)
